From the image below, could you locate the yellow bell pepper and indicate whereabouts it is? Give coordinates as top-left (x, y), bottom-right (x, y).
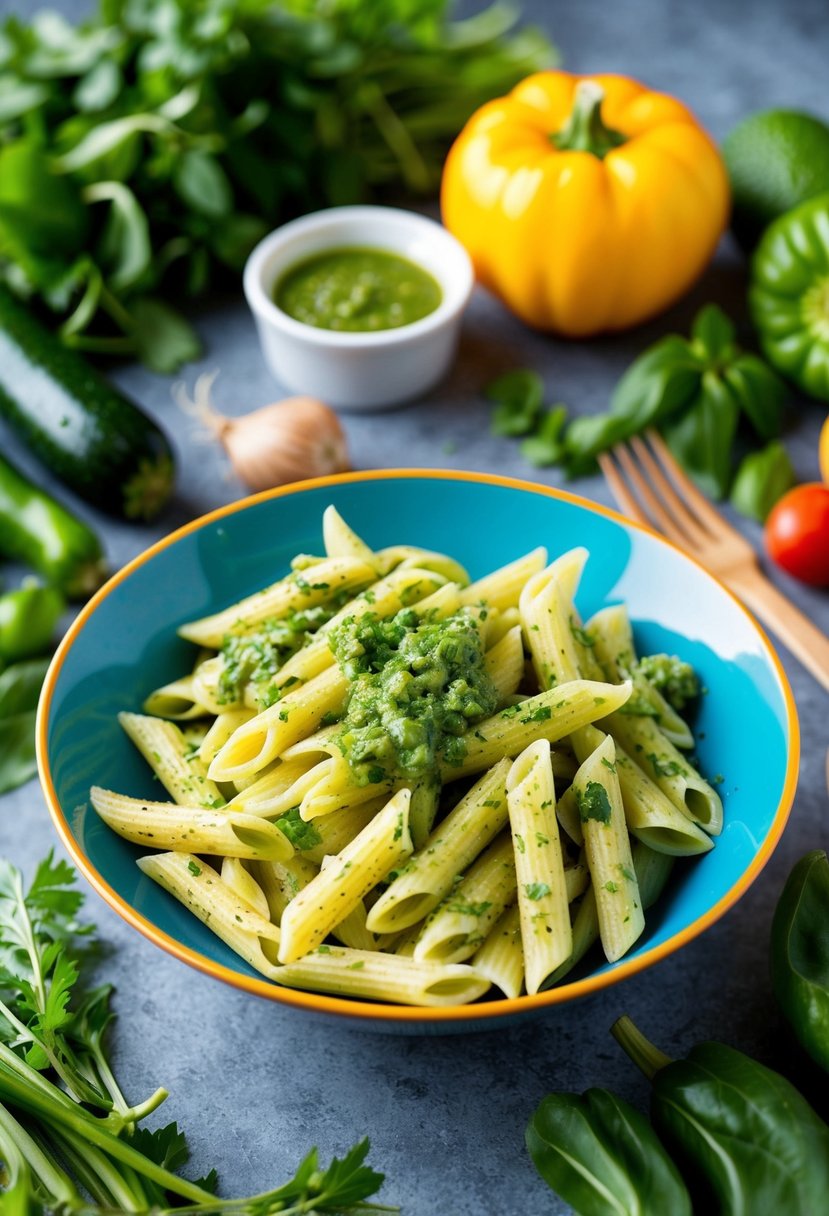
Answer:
top-left (441, 72), bottom-right (730, 336)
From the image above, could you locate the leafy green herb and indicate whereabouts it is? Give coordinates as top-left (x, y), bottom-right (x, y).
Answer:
top-left (0, 1), bottom-right (553, 368)
top-left (577, 781), bottom-right (612, 825)
top-left (0, 657), bottom-right (50, 794)
top-left (564, 304), bottom-right (788, 499)
top-left (731, 440), bottom-right (796, 522)
top-left (485, 369), bottom-right (545, 436)
top-left (520, 405), bottom-right (569, 467)
top-left (521, 706), bottom-right (552, 724)
top-left (569, 617), bottom-right (596, 648)
top-left (647, 754), bottom-right (687, 779)
top-left (0, 853), bottom-right (396, 1213)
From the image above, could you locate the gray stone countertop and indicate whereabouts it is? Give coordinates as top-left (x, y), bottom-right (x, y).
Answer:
top-left (0, 1), bottom-right (828, 1212)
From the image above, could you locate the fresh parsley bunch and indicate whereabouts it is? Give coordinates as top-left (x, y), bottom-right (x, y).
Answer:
top-left (0, 851), bottom-right (397, 1214)
top-left (0, 0), bottom-right (553, 371)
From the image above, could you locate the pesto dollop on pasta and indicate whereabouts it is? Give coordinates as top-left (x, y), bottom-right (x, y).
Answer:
top-left (329, 608), bottom-right (499, 785)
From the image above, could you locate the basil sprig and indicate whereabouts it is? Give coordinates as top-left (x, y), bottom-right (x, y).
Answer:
top-left (565, 304), bottom-right (788, 499)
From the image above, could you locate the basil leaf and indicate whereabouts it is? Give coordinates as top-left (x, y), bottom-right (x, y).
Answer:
top-left (526, 1088), bottom-right (692, 1216)
top-left (0, 140), bottom-right (88, 259)
top-left (91, 181), bottom-right (152, 291)
top-left (0, 658), bottom-right (50, 718)
top-left (73, 59), bottom-right (122, 113)
top-left (0, 709), bottom-right (37, 794)
top-left (128, 297), bottom-right (201, 374)
top-left (690, 303), bottom-right (737, 361)
top-left (173, 150), bottom-right (233, 219)
top-left (486, 369), bottom-right (544, 436)
top-left (723, 354), bottom-right (787, 440)
top-left (731, 440), bottom-right (795, 522)
top-left (662, 371), bottom-right (740, 499)
top-left (520, 404), bottom-right (568, 467)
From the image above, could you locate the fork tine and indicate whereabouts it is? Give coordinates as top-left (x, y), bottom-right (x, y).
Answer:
top-left (597, 451), bottom-right (648, 525)
top-left (612, 442), bottom-right (701, 547)
top-left (627, 435), bottom-right (712, 546)
top-left (644, 430), bottom-right (737, 536)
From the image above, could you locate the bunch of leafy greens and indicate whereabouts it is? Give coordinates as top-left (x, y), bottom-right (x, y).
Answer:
top-left (0, 657), bottom-right (49, 794)
top-left (485, 306), bottom-right (794, 520)
top-left (0, 851), bottom-right (397, 1214)
top-left (0, 0), bottom-right (554, 372)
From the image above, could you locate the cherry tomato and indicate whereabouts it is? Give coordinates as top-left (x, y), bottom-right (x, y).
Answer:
top-left (765, 483), bottom-right (829, 587)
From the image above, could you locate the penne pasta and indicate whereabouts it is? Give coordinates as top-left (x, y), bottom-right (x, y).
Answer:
top-left (118, 712), bottom-right (224, 809)
top-left (472, 904), bottom-right (524, 999)
top-left (91, 787), bottom-right (294, 861)
top-left (507, 740), bottom-right (571, 993)
top-left (137, 852), bottom-right (282, 979)
top-left (413, 833), bottom-right (516, 964)
top-left (142, 674), bottom-right (212, 721)
top-left (275, 946), bottom-right (490, 1007)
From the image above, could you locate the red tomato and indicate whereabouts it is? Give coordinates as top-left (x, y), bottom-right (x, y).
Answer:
top-left (765, 483), bottom-right (829, 587)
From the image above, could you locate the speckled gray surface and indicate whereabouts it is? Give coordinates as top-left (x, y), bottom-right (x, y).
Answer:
top-left (1, 1), bottom-right (828, 1212)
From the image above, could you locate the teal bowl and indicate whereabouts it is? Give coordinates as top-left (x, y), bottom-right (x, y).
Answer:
top-left (37, 471), bottom-right (799, 1031)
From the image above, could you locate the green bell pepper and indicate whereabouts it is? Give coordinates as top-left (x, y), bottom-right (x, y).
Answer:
top-left (613, 1016), bottom-right (829, 1215)
top-left (771, 850), bottom-right (829, 1073)
top-left (750, 192), bottom-right (829, 401)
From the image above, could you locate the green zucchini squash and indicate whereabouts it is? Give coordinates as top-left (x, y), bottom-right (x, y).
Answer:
top-left (0, 453), bottom-right (107, 599)
top-left (0, 288), bottom-right (175, 521)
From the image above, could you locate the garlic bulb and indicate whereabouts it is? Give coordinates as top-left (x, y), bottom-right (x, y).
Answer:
top-left (176, 374), bottom-right (350, 491)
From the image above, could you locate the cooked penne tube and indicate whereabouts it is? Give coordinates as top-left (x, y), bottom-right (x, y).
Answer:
top-left (253, 855), bottom-right (319, 921)
top-left (142, 675), bottom-right (211, 721)
top-left (137, 852), bottom-right (281, 977)
top-left (300, 799), bottom-right (388, 865)
top-left (413, 833), bottom-right (516, 964)
top-left (440, 680), bottom-right (632, 781)
top-left (279, 790), bottom-right (413, 963)
top-left (572, 725), bottom-right (713, 856)
top-left (275, 946), bottom-right (489, 1006)
top-left (322, 505), bottom-right (377, 565)
top-left (546, 841), bottom-right (675, 988)
top-left (297, 754), bottom-right (395, 822)
top-left (604, 713), bottom-right (723, 834)
top-left (91, 787), bottom-right (294, 861)
top-left (208, 666), bottom-right (348, 782)
top-left (273, 566), bottom-right (448, 689)
top-left (198, 709), bottom-right (256, 767)
top-left (191, 655), bottom-right (238, 714)
top-left (179, 556), bottom-right (376, 648)
top-left (460, 547), bottom-right (547, 611)
top-left (507, 740), bottom-right (571, 993)
top-left (228, 755), bottom-right (327, 817)
top-left (366, 761), bottom-right (510, 935)
top-left (588, 604), bottom-right (692, 748)
top-left (572, 736), bottom-right (644, 963)
top-left (484, 606), bottom-right (521, 646)
top-left (118, 712), bottom-right (224, 809)
top-left (472, 904), bottom-right (524, 999)
top-left (220, 857), bottom-right (271, 919)
top-left (484, 626), bottom-right (525, 703)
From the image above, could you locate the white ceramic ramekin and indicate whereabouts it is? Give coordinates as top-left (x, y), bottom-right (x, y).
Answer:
top-left (243, 205), bottom-right (474, 411)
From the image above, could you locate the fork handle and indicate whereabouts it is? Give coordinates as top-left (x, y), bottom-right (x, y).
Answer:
top-left (727, 566), bottom-right (829, 694)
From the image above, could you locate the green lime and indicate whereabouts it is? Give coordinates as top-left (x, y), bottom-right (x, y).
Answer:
top-left (723, 109), bottom-right (829, 252)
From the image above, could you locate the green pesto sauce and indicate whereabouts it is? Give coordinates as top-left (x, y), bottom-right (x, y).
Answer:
top-left (275, 247), bottom-right (442, 333)
top-left (219, 600), bottom-right (341, 707)
top-left (328, 607), bottom-right (498, 786)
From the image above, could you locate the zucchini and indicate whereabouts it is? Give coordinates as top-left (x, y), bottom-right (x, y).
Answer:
top-left (0, 287), bottom-right (175, 521)
top-left (0, 453), bottom-right (107, 599)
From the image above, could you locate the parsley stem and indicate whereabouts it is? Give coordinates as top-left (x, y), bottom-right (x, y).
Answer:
top-left (53, 1123), bottom-right (148, 1211)
top-left (0, 1102), bottom-right (82, 1208)
top-left (0, 1062), bottom-right (214, 1204)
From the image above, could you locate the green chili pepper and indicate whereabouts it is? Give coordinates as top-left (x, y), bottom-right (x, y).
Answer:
top-left (526, 1087), bottom-right (691, 1216)
top-left (0, 583), bottom-right (64, 662)
top-left (750, 192), bottom-right (829, 401)
top-left (771, 850), bottom-right (829, 1073)
top-left (0, 453), bottom-right (106, 598)
top-left (612, 1015), bottom-right (829, 1215)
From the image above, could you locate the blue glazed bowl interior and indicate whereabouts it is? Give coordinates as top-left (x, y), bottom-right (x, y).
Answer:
top-left (42, 475), bottom-right (795, 1023)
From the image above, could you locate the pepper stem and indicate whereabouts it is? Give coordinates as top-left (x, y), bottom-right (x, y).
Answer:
top-left (611, 1015), bottom-right (673, 1080)
top-left (552, 81), bottom-right (627, 158)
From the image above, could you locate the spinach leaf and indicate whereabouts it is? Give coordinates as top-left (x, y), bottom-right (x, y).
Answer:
top-left (0, 658), bottom-right (49, 793)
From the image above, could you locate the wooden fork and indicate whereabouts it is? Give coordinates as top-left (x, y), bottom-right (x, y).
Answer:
top-left (599, 430), bottom-right (829, 694)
